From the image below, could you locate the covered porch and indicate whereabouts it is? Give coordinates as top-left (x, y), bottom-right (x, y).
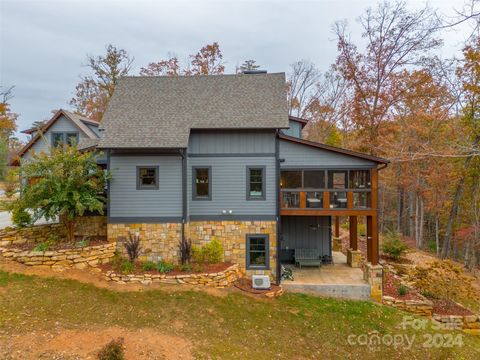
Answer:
top-left (278, 167), bottom-right (383, 301)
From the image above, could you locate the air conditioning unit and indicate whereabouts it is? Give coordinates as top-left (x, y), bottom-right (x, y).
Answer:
top-left (252, 275), bottom-right (271, 290)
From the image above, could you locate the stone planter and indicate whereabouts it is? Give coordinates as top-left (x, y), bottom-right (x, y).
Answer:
top-left (104, 263), bottom-right (242, 288)
top-left (1, 242), bottom-right (115, 270)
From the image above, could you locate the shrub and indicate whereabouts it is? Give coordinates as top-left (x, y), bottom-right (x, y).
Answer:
top-left (142, 261), bottom-right (156, 271)
top-left (11, 207), bottom-right (32, 228)
top-left (156, 261), bottom-right (174, 273)
top-left (192, 238), bottom-right (224, 264)
top-left (381, 231), bottom-right (408, 260)
top-left (191, 245), bottom-right (204, 263)
top-left (97, 338), bottom-right (125, 360)
top-left (120, 260), bottom-right (134, 274)
top-left (408, 260), bottom-right (478, 302)
top-left (180, 263), bottom-right (192, 272)
top-left (426, 240), bottom-right (437, 253)
top-left (76, 239), bottom-right (89, 248)
top-left (33, 242), bottom-right (49, 252)
top-left (203, 238), bottom-right (223, 263)
top-left (123, 232), bottom-right (141, 263)
top-left (397, 284), bottom-right (409, 296)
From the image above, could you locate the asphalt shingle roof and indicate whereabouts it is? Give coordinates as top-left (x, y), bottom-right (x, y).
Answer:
top-left (98, 73), bottom-right (288, 148)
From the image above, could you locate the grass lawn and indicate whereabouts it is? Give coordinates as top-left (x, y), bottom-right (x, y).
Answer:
top-left (0, 270), bottom-right (479, 359)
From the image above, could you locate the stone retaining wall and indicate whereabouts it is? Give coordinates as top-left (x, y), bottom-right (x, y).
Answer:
top-left (104, 263), bottom-right (242, 287)
top-left (382, 296), bottom-right (433, 317)
top-left (0, 216), bottom-right (107, 247)
top-left (0, 242), bottom-right (115, 270)
top-left (433, 314), bottom-right (480, 335)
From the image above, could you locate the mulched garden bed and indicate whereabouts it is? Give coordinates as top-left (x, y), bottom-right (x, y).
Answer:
top-left (98, 261), bottom-right (233, 276)
top-left (3, 236), bottom-right (108, 251)
top-left (234, 277), bottom-right (283, 296)
top-left (383, 271), bottom-right (425, 301)
top-left (431, 298), bottom-right (474, 316)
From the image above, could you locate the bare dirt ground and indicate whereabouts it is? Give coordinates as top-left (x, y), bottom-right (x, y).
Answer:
top-left (0, 326), bottom-right (193, 360)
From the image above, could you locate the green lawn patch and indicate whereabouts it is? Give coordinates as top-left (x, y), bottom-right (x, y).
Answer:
top-left (0, 270), bottom-right (479, 359)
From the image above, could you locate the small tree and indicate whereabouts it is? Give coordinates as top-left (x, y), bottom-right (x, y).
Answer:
top-left (12, 146), bottom-right (108, 242)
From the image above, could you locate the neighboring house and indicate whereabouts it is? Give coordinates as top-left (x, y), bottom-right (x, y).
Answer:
top-left (11, 109), bottom-right (102, 165)
top-left (14, 72), bottom-right (388, 284)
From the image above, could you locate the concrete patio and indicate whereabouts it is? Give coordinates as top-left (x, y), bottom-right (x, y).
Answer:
top-left (281, 252), bottom-right (371, 300)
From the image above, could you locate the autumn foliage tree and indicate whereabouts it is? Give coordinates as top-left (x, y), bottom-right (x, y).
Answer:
top-left (70, 44), bottom-right (134, 121)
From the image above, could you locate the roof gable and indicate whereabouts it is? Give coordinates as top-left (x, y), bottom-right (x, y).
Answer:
top-left (98, 73), bottom-right (289, 149)
top-left (12, 110), bottom-right (99, 165)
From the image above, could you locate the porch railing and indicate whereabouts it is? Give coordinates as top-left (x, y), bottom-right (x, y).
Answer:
top-left (280, 190), bottom-right (372, 210)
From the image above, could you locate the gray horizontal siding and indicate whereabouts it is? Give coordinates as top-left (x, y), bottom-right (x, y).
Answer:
top-left (279, 139), bottom-right (376, 168)
top-left (188, 130), bottom-right (276, 155)
top-left (187, 156), bottom-right (276, 216)
top-left (281, 216), bottom-right (331, 256)
top-left (282, 120), bottom-right (302, 138)
top-left (22, 115), bottom-right (90, 161)
top-left (109, 155), bottom-right (182, 218)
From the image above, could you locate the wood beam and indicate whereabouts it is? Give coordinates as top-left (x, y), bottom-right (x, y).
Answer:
top-left (349, 216), bottom-right (358, 250)
top-left (281, 209), bottom-right (376, 216)
top-left (371, 168), bottom-right (378, 210)
top-left (323, 192), bottom-right (329, 209)
top-left (299, 191), bottom-right (306, 209)
top-left (347, 191), bottom-right (353, 209)
top-left (334, 216), bottom-right (340, 238)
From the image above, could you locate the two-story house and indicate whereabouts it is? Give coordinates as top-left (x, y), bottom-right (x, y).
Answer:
top-left (13, 72), bottom-right (388, 293)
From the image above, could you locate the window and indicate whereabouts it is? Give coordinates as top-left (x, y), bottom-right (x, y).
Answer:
top-left (328, 170), bottom-right (348, 189)
top-left (51, 133), bottom-right (65, 148)
top-left (246, 235), bottom-right (269, 269)
top-left (349, 170), bottom-right (371, 189)
top-left (247, 166), bottom-right (265, 200)
top-left (280, 170), bottom-right (302, 189)
top-left (66, 132), bottom-right (79, 146)
top-left (137, 166), bottom-right (159, 190)
top-left (193, 167), bottom-right (211, 200)
top-left (303, 170), bottom-right (325, 188)
top-left (51, 132), bottom-right (79, 148)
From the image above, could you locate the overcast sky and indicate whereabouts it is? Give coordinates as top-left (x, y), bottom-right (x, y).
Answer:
top-left (0, 0), bottom-right (472, 140)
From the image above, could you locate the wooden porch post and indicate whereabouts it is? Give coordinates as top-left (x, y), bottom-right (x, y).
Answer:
top-left (349, 216), bottom-right (358, 250)
top-left (366, 216), bottom-right (373, 263)
top-left (334, 216), bottom-right (340, 238)
top-left (366, 215), bottom-right (379, 264)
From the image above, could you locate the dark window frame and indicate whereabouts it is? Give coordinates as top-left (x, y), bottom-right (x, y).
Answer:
top-left (246, 234), bottom-right (270, 270)
top-left (246, 166), bottom-right (266, 201)
top-left (192, 166), bottom-right (212, 200)
top-left (51, 131), bottom-right (80, 148)
top-left (136, 166), bottom-right (159, 190)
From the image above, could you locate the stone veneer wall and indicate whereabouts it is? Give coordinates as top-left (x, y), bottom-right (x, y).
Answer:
top-left (0, 216), bottom-right (107, 247)
top-left (187, 220), bottom-right (277, 277)
top-left (107, 220), bottom-right (277, 277)
top-left (107, 223), bottom-right (182, 263)
top-left (1, 242), bottom-right (115, 269)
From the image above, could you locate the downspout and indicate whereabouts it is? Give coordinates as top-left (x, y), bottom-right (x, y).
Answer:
top-left (275, 131), bottom-right (281, 285)
top-left (106, 149), bottom-right (111, 221)
top-left (180, 148), bottom-right (187, 259)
